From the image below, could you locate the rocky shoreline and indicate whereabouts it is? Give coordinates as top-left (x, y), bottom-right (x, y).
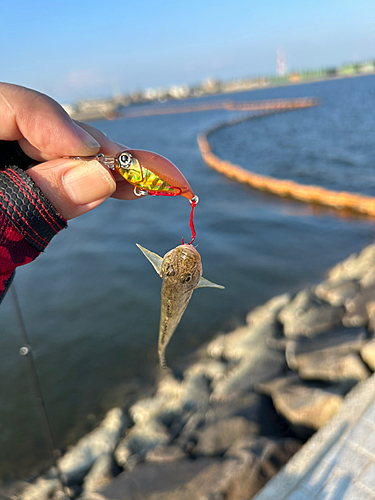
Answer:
top-left (14, 242), bottom-right (375, 500)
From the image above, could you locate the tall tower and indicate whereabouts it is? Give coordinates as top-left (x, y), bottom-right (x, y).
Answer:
top-left (277, 49), bottom-right (286, 77)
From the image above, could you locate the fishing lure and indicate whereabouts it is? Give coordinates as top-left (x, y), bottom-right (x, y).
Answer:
top-left (136, 243), bottom-right (224, 369)
top-left (69, 149), bottom-right (199, 243)
top-left (69, 149), bottom-right (194, 199)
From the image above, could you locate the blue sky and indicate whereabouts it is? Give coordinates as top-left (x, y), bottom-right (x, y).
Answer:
top-left (1, 0), bottom-right (374, 104)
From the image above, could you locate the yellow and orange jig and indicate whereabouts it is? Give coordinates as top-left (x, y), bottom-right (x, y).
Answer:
top-left (69, 149), bottom-right (199, 243)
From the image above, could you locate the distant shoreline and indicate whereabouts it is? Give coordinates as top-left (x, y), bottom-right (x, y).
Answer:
top-left (68, 71), bottom-right (375, 122)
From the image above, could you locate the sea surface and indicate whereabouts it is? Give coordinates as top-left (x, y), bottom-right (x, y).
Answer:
top-left (1, 75), bottom-right (375, 482)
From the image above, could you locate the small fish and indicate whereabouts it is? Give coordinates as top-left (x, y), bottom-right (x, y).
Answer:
top-left (136, 243), bottom-right (224, 369)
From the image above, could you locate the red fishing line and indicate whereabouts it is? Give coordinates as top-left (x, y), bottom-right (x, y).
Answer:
top-left (181, 198), bottom-right (197, 245)
top-left (148, 189), bottom-right (198, 245)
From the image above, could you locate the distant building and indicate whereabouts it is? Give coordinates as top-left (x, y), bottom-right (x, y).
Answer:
top-left (202, 78), bottom-right (221, 93)
top-left (277, 49), bottom-right (286, 77)
top-left (61, 104), bottom-right (75, 116)
top-left (358, 61), bottom-right (375, 73)
top-left (143, 88), bottom-right (159, 100)
top-left (168, 85), bottom-right (190, 99)
top-left (289, 73), bottom-right (301, 83)
top-left (67, 98), bottom-right (118, 121)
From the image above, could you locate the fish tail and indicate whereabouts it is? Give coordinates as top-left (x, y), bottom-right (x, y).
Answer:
top-left (159, 350), bottom-right (168, 370)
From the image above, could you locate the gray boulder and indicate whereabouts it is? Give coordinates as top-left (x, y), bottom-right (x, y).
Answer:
top-left (272, 383), bottom-right (343, 430)
top-left (99, 457), bottom-right (219, 499)
top-left (256, 374), bottom-right (301, 397)
top-left (205, 293), bottom-right (290, 362)
top-left (314, 280), bottom-right (360, 307)
top-left (257, 376), bottom-right (343, 430)
top-left (286, 326), bottom-right (367, 361)
top-left (295, 351), bottom-right (370, 382)
top-left (81, 453), bottom-right (114, 495)
top-left (210, 348), bottom-right (285, 401)
top-left (20, 478), bottom-right (61, 500)
top-left (174, 412), bottom-right (206, 453)
top-left (145, 443), bottom-right (186, 463)
top-left (361, 338), bottom-right (375, 370)
top-left (129, 395), bottom-right (177, 429)
top-left (123, 371), bottom-right (211, 464)
top-left (103, 434), bottom-right (301, 500)
top-left (203, 392), bottom-right (264, 427)
top-left (343, 286), bottom-right (375, 327)
top-left (205, 296), bottom-right (289, 400)
top-left (183, 358), bottom-right (227, 384)
top-left (284, 327), bottom-right (370, 382)
top-left (193, 416), bottom-right (259, 456)
top-left (360, 266), bottom-right (375, 288)
top-left (180, 372), bottom-right (211, 412)
top-left (246, 293), bottom-right (292, 328)
top-left (367, 301), bottom-right (375, 333)
top-left (327, 244), bottom-right (375, 282)
top-left (155, 371), bottom-right (211, 415)
top-left (114, 420), bottom-right (170, 468)
top-left (58, 408), bottom-right (128, 483)
top-left (224, 436), bottom-right (302, 499)
top-left (205, 324), bottom-right (273, 361)
top-left (226, 435), bottom-right (301, 462)
top-left (100, 438), bottom-right (297, 500)
top-left (278, 289), bottom-right (344, 338)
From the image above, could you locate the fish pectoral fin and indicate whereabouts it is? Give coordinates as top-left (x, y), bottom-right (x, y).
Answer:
top-left (136, 244), bottom-right (163, 275)
top-left (196, 276), bottom-right (225, 289)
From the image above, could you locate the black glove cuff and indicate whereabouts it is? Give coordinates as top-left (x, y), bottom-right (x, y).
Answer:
top-left (0, 140), bottom-right (35, 171)
top-left (0, 166), bottom-right (67, 251)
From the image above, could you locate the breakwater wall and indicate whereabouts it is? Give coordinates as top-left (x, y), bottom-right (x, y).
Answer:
top-left (120, 97), bottom-right (317, 118)
top-left (17, 243), bottom-right (375, 500)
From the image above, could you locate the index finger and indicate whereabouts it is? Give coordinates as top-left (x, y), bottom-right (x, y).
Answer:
top-left (0, 82), bottom-right (101, 160)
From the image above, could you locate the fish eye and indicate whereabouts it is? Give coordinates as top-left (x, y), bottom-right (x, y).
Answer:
top-left (119, 152), bottom-right (132, 168)
top-left (180, 273), bottom-right (192, 283)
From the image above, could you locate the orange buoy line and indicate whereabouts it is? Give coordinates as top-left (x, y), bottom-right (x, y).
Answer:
top-left (197, 98), bottom-right (375, 218)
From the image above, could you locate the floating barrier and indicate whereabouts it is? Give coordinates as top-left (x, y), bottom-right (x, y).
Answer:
top-left (197, 98), bottom-right (375, 217)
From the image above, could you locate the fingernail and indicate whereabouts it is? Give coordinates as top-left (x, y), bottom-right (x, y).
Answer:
top-left (63, 160), bottom-right (115, 205)
top-left (72, 122), bottom-right (101, 150)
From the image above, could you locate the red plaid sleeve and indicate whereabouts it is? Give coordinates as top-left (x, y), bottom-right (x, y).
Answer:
top-left (0, 162), bottom-right (67, 302)
top-left (0, 211), bottom-right (40, 298)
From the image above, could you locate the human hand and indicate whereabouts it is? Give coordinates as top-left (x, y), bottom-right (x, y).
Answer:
top-left (0, 82), bottom-right (138, 220)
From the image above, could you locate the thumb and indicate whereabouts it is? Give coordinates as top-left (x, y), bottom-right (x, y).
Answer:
top-left (27, 158), bottom-right (116, 220)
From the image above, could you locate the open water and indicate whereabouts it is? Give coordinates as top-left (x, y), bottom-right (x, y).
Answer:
top-left (1, 75), bottom-right (375, 482)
